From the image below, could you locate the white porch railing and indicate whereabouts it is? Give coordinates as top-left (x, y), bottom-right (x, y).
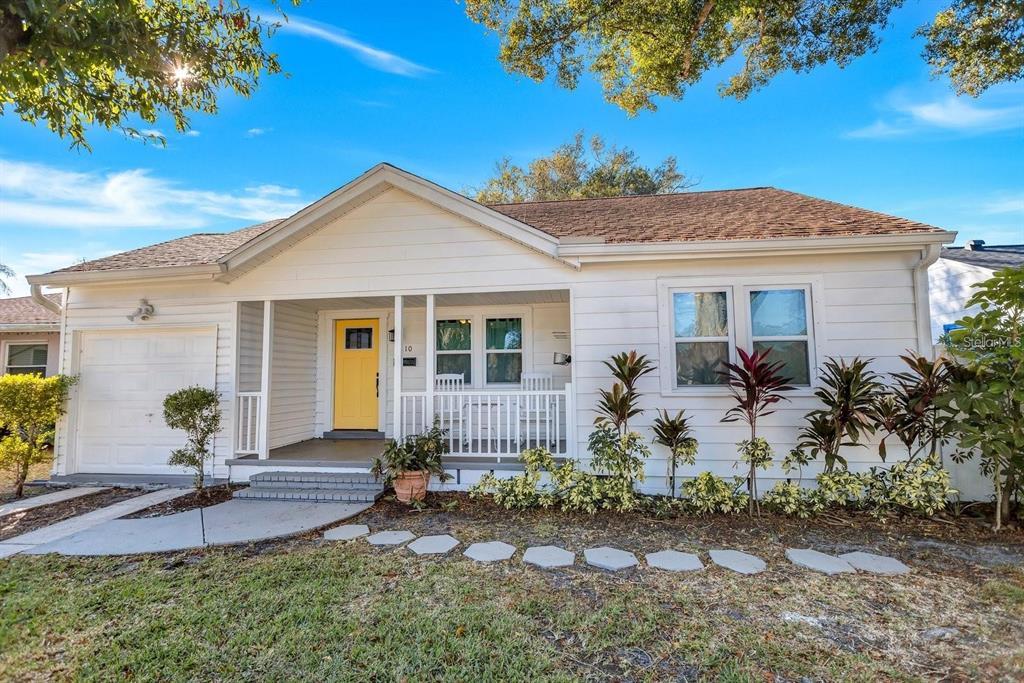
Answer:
top-left (399, 384), bottom-right (575, 459)
top-left (236, 392), bottom-right (262, 455)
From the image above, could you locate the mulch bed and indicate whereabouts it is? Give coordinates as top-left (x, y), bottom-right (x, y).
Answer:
top-left (123, 484), bottom-right (244, 519)
top-left (0, 488), bottom-right (143, 542)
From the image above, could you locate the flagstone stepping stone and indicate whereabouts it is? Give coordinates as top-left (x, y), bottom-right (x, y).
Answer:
top-left (408, 534), bottom-right (459, 555)
top-left (523, 545), bottom-right (575, 568)
top-left (464, 541), bottom-right (516, 562)
top-left (645, 550), bottom-right (704, 572)
top-left (366, 530), bottom-right (415, 546)
top-left (584, 546), bottom-right (639, 571)
top-left (786, 548), bottom-right (855, 575)
top-left (839, 551), bottom-right (911, 575)
top-left (324, 524), bottom-right (370, 541)
top-left (709, 549), bottom-right (766, 575)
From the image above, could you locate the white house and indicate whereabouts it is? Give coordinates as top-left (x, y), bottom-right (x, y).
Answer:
top-left (27, 164), bottom-right (956, 493)
top-left (0, 294), bottom-right (62, 378)
top-left (929, 240), bottom-right (1024, 341)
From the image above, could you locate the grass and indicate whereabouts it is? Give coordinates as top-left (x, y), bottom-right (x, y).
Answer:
top-left (1, 493), bottom-right (1023, 681)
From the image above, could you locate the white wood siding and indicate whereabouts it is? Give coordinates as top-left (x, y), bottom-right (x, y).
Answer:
top-left (237, 301), bottom-right (264, 393)
top-left (268, 301), bottom-right (317, 449)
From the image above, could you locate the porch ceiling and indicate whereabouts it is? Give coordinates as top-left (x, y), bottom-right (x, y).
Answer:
top-left (253, 289), bottom-right (570, 311)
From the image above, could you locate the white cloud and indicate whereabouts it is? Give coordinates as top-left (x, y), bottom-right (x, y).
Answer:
top-left (846, 92), bottom-right (1023, 139)
top-left (246, 127), bottom-right (270, 137)
top-left (979, 193), bottom-right (1024, 216)
top-left (1, 247), bottom-right (119, 297)
top-left (184, 130), bottom-right (201, 137)
top-left (279, 16), bottom-right (434, 77)
top-left (0, 158), bottom-right (307, 231)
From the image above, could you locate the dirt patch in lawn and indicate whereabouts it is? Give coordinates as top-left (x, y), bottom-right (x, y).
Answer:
top-left (123, 484), bottom-right (244, 518)
top-left (0, 487), bottom-right (143, 541)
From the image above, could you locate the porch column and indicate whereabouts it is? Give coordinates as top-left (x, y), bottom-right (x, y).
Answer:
top-left (425, 293), bottom-right (436, 428)
top-left (392, 295), bottom-right (403, 440)
top-left (258, 300), bottom-right (274, 459)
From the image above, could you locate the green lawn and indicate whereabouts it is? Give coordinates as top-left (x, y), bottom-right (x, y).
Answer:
top-left (2, 535), bottom-right (1021, 681)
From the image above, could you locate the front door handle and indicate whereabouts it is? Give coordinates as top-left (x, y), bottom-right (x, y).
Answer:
top-left (376, 372), bottom-right (380, 398)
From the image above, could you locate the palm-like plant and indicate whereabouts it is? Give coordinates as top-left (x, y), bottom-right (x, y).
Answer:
top-left (720, 348), bottom-right (794, 514)
top-left (652, 409), bottom-right (698, 497)
top-left (877, 352), bottom-right (955, 462)
top-left (0, 263), bottom-right (13, 296)
top-left (594, 351), bottom-right (655, 433)
top-left (798, 357), bottom-right (883, 473)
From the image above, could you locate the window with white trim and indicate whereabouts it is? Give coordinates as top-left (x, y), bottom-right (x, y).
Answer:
top-left (671, 290), bottom-right (732, 386)
top-left (748, 287), bottom-right (811, 385)
top-left (5, 343), bottom-right (48, 376)
top-left (665, 281), bottom-right (815, 389)
top-left (485, 317), bottom-right (522, 384)
top-left (436, 319), bottom-right (472, 384)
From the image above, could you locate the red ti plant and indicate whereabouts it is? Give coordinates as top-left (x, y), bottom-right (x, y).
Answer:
top-left (720, 348), bottom-right (794, 514)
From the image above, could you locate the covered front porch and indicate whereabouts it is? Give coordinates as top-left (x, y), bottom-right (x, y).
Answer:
top-left (226, 289), bottom-right (575, 479)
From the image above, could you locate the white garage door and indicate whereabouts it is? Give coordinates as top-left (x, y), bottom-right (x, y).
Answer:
top-left (75, 328), bottom-right (217, 474)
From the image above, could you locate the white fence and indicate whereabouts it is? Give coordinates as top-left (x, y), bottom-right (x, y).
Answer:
top-left (399, 384), bottom-right (575, 459)
top-left (236, 392), bottom-right (262, 455)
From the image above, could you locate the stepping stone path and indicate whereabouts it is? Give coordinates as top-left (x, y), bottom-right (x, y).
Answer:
top-left (523, 545), bottom-right (574, 568)
top-left (324, 524), bottom-right (369, 541)
top-left (366, 530), bottom-right (415, 546)
top-left (709, 549), bottom-right (766, 575)
top-left (839, 551), bottom-right (911, 575)
top-left (786, 548), bottom-right (855, 575)
top-left (584, 547), bottom-right (638, 571)
top-left (646, 550), bottom-right (704, 572)
top-left (464, 541), bottom-right (516, 563)
top-left (408, 534), bottom-right (459, 555)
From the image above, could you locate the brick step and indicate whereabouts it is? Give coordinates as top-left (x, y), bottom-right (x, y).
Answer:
top-left (250, 471), bottom-right (379, 486)
top-left (249, 478), bottom-right (383, 492)
top-left (234, 487), bottom-right (383, 503)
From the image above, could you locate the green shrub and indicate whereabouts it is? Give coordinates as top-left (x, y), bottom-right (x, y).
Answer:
top-left (371, 420), bottom-right (453, 488)
top-left (652, 408), bottom-right (698, 497)
top-left (865, 457), bottom-right (954, 516)
top-left (470, 447), bottom-right (554, 510)
top-left (762, 481), bottom-right (823, 519)
top-left (681, 472), bottom-right (749, 515)
top-left (815, 469), bottom-right (869, 509)
top-left (0, 373), bottom-right (77, 498)
top-left (163, 385), bottom-right (222, 490)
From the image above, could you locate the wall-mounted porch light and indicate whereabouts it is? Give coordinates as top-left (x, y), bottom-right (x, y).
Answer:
top-left (388, 329), bottom-right (395, 342)
top-left (553, 352), bottom-right (571, 365)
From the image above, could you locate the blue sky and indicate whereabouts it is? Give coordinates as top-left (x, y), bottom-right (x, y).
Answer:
top-left (1, 2), bottom-right (1022, 297)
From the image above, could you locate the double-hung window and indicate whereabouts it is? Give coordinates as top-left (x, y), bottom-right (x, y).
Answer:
top-left (436, 319), bottom-right (472, 384)
top-left (5, 343), bottom-right (48, 376)
top-left (748, 287), bottom-right (811, 385)
top-left (485, 317), bottom-right (522, 384)
top-left (672, 290), bottom-right (731, 386)
top-left (664, 280), bottom-right (815, 390)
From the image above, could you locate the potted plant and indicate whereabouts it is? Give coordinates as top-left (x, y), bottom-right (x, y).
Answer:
top-left (371, 420), bottom-right (452, 503)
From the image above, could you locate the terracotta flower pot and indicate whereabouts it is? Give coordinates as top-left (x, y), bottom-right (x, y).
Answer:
top-left (393, 470), bottom-right (430, 503)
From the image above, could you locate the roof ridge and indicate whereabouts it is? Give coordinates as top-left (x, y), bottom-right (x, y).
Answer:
top-left (486, 186), bottom-right (774, 207)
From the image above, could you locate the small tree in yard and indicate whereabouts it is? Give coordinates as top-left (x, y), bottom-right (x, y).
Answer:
top-left (0, 373), bottom-right (77, 498)
top-left (943, 267), bottom-right (1024, 531)
top-left (720, 348), bottom-right (794, 515)
top-left (163, 386), bottom-right (221, 491)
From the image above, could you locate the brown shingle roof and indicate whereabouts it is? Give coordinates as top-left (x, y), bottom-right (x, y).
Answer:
top-left (489, 188), bottom-right (944, 243)
top-left (0, 294), bottom-right (61, 325)
top-left (46, 188), bottom-right (945, 275)
top-left (53, 220), bottom-right (283, 274)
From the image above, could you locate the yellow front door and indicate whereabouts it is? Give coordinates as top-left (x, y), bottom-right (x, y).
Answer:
top-left (333, 319), bottom-right (380, 430)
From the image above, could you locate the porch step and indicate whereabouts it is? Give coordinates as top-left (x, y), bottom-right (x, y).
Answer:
top-left (323, 430), bottom-right (385, 440)
top-left (235, 470), bottom-right (385, 503)
top-left (234, 487), bottom-right (382, 503)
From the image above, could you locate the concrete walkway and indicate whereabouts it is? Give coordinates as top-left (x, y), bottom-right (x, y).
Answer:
top-left (17, 499), bottom-right (371, 556)
top-left (0, 487), bottom-right (107, 518)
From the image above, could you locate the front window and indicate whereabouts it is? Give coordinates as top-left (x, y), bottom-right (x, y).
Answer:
top-left (436, 319), bottom-right (472, 383)
top-left (749, 288), bottom-right (811, 385)
top-left (672, 291), bottom-right (730, 386)
top-left (485, 317), bottom-right (522, 384)
top-left (5, 343), bottom-right (48, 376)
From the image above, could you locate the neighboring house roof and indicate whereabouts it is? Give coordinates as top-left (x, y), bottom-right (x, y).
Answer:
top-left (489, 188), bottom-right (943, 243)
top-left (941, 243), bottom-right (1024, 270)
top-left (34, 164), bottom-right (952, 280)
top-left (0, 294), bottom-right (61, 328)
